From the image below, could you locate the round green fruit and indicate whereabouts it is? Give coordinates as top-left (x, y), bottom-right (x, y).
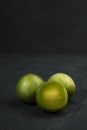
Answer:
top-left (16, 73), bottom-right (44, 103)
top-left (36, 81), bottom-right (68, 112)
top-left (48, 73), bottom-right (76, 96)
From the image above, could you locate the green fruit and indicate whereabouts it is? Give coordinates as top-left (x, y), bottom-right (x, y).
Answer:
top-left (36, 81), bottom-right (68, 112)
top-left (48, 73), bottom-right (76, 96)
top-left (16, 73), bottom-right (44, 103)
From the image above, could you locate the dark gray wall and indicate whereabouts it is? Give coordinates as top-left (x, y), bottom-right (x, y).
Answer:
top-left (0, 0), bottom-right (87, 54)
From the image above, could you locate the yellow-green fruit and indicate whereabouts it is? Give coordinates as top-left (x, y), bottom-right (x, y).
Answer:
top-left (16, 73), bottom-right (44, 103)
top-left (48, 73), bottom-right (76, 96)
top-left (36, 81), bottom-right (68, 112)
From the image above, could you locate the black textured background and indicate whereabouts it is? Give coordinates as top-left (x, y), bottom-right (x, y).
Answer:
top-left (0, 0), bottom-right (87, 53)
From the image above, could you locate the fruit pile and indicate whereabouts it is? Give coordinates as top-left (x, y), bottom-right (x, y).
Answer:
top-left (16, 73), bottom-right (76, 112)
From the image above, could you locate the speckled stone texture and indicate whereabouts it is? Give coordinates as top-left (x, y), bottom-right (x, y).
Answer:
top-left (0, 53), bottom-right (87, 130)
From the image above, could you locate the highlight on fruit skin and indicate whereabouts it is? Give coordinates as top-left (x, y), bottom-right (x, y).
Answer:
top-left (48, 73), bottom-right (76, 96)
top-left (16, 73), bottom-right (44, 103)
top-left (36, 81), bottom-right (68, 112)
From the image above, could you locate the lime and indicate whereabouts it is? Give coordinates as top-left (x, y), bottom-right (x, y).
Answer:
top-left (48, 73), bottom-right (76, 96)
top-left (36, 81), bottom-right (68, 112)
top-left (16, 73), bottom-right (44, 103)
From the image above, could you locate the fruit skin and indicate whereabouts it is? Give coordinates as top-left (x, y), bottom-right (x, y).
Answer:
top-left (16, 73), bottom-right (44, 103)
top-left (48, 73), bottom-right (76, 96)
top-left (36, 81), bottom-right (68, 112)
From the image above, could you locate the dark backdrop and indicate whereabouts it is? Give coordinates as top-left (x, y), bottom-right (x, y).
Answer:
top-left (0, 0), bottom-right (87, 54)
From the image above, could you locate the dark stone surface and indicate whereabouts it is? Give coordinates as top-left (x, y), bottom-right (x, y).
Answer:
top-left (61, 105), bottom-right (87, 130)
top-left (0, 53), bottom-right (87, 130)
